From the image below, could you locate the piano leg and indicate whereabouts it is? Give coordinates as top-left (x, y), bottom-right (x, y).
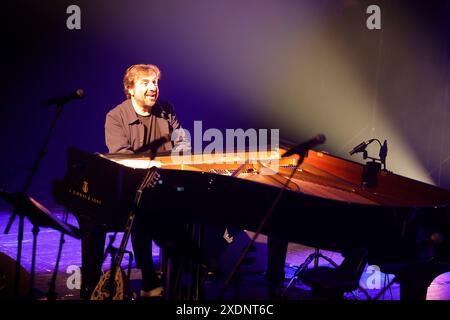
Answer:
top-left (78, 217), bottom-right (106, 300)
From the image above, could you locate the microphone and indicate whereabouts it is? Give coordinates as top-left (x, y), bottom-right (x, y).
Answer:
top-left (349, 139), bottom-right (374, 156)
top-left (42, 89), bottom-right (85, 106)
top-left (349, 141), bottom-right (368, 156)
top-left (281, 134), bottom-right (326, 158)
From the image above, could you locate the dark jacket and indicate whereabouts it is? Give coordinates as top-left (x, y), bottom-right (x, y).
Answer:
top-left (105, 99), bottom-right (184, 154)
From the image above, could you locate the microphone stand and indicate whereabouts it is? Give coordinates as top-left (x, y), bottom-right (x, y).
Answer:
top-left (217, 151), bottom-right (306, 299)
top-left (3, 104), bottom-right (64, 298)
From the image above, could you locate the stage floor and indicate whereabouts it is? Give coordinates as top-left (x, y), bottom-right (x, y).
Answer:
top-left (1, 210), bottom-right (449, 300)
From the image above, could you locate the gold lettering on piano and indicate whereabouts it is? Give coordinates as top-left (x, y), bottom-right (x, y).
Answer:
top-left (68, 188), bottom-right (102, 205)
top-left (82, 181), bottom-right (89, 193)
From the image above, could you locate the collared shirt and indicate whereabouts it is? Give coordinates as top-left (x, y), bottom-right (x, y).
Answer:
top-left (105, 99), bottom-right (183, 154)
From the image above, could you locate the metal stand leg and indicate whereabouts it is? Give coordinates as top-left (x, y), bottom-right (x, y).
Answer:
top-left (283, 248), bottom-right (338, 296)
top-left (373, 277), bottom-right (397, 300)
top-left (14, 214), bottom-right (25, 298)
top-left (284, 249), bottom-right (372, 300)
top-left (47, 210), bottom-right (69, 300)
top-left (28, 225), bottom-right (40, 298)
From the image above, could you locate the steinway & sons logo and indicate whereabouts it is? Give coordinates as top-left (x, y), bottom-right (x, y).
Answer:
top-left (68, 180), bottom-right (102, 205)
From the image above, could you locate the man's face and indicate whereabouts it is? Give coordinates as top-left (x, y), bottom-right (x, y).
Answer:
top-left (129, 71), bottom-right (159, 108)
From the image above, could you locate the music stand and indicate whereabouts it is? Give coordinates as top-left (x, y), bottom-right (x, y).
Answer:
top-left (1, 93), bottom-right (82, 298)
top-left (0, 189), bottom-right (80, 298)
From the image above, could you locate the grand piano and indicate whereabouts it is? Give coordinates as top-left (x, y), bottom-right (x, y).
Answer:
top-left (52, 146), bottom-right (450, 300)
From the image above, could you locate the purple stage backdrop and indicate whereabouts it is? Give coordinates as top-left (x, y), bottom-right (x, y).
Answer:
top-left (1, 0), bottom-right (449, 209)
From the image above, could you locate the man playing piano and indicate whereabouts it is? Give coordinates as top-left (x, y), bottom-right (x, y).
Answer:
top-left (105, 64), bottom-right (191, 298)
top-left (105, 64), bottom-right (188, 154)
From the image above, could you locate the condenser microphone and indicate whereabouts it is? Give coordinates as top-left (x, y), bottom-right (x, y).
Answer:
top-left (349, 139), bottom-right (375, 156)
